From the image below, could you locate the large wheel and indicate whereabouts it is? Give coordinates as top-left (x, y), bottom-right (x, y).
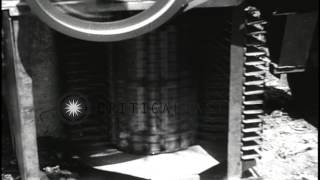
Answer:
top-left (26, 0), bottom-right (186, 42)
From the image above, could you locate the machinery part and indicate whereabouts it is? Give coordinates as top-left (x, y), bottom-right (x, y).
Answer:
top-left (113, 25), bottom-right (197, 155)
top-left (197, 17), bottom-right (231, 143)
top-left (26, 0), bottom-right (187, 42)
top-left (287, 22), bottom-right (318, 126)
top-left (241, 5), bottom-right (269, 177)
top-left (269, 11), bottom-right (318, 74)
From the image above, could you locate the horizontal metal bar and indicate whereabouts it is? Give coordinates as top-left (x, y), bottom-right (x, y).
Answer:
top-left (244, 71), bottom-right (265, 77)
top-left (242, 135), bottom-right (261, 142)
top-left (243, 118), bottom-right (262, 124)
top-left (244, 80), bottom-right (264, 86)
top-left (241, 145), bottom-right (260, 151)
top-left (243, 100), bottom-right (264, 105)
top-left (244, 61), bottom-right (266, 66)
top-left (243, 109), bottom-right (264, 115)
top-left (241, 141), bottom-right (261, 151)
top-left (241, 153), bottom-right (261, 160)
top-left (245, 20), bottom-right (267, 26)
top-left (270, 63), bottom-right (306, 74)
top-left (242, 127), bottom-right (262, 133)
top-left (243, 90), bottom-right (264, 95)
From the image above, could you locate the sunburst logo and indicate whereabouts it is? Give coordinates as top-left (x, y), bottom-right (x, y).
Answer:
top-left (65, 99), bottom-right (83, 117)
top-left (59, 94), bottom-right (89, 124)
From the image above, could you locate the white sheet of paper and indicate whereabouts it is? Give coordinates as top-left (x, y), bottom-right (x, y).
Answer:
top-left (93, 145), bottom-right (219, 180)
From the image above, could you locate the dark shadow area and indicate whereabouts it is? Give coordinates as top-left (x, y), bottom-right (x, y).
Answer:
top-left (1, 100), bottom-right (20, 178)
top-left (287, 23), bottom-right (318, 128)
top-left (264, 20), bottom-right (318, 128)
top-left (264, 86), bottom-right (292, 114)
top-left (264, 75), bottom-right (319, 128)
top-left (287, 70), bottom-right (319, 128)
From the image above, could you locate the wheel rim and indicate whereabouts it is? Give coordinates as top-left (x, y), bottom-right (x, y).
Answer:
top-left (26, 0), bottom-right (186, 42)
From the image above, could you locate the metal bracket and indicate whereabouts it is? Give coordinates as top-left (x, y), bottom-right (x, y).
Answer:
top-left (270, 62), bottom-right (306, 74)
top-left (270, 11), bottom-right (318, 74)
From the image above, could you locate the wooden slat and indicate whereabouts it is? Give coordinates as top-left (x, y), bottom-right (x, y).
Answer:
top-left (2, 11), bottom-right (40, 180)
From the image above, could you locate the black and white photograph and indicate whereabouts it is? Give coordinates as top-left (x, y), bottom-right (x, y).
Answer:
top-left (1, 0), bottom-right (318, 179)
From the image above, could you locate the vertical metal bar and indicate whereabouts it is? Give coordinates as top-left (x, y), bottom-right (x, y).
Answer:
top-left (2, 11), bottom-right (40, 180)
top-left (228, 5), bottom-right (246, 180)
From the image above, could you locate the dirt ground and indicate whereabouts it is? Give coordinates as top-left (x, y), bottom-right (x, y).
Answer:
top-left (255, 73), bottom-right (318, 180)
top-left (1, 73), bottom-right (318, 180)
top-left (257, 112), bottom-right (318, 180)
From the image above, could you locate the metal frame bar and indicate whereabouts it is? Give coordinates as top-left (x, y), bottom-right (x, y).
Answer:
top-left (228, 5), bottom-right (246, 180)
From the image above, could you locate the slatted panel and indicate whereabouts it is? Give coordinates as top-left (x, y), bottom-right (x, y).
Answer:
top-left (112, 24), bottom-right (197, 155)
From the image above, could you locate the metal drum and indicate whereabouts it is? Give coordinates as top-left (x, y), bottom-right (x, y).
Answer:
top-left (112, 24), bottom-right (197, 154)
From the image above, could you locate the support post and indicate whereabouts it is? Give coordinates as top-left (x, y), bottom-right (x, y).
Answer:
top-left (228, 5), bottom-right (245, 180)
top-left (2, 11), bottom-right (40, 180)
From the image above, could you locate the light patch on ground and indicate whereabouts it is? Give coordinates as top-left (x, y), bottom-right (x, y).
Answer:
top-left (256, 111), bottom-right (318, 180)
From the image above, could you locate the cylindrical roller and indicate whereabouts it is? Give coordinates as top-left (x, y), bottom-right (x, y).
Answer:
top-left (112, 24), bottom-right (197, 155)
